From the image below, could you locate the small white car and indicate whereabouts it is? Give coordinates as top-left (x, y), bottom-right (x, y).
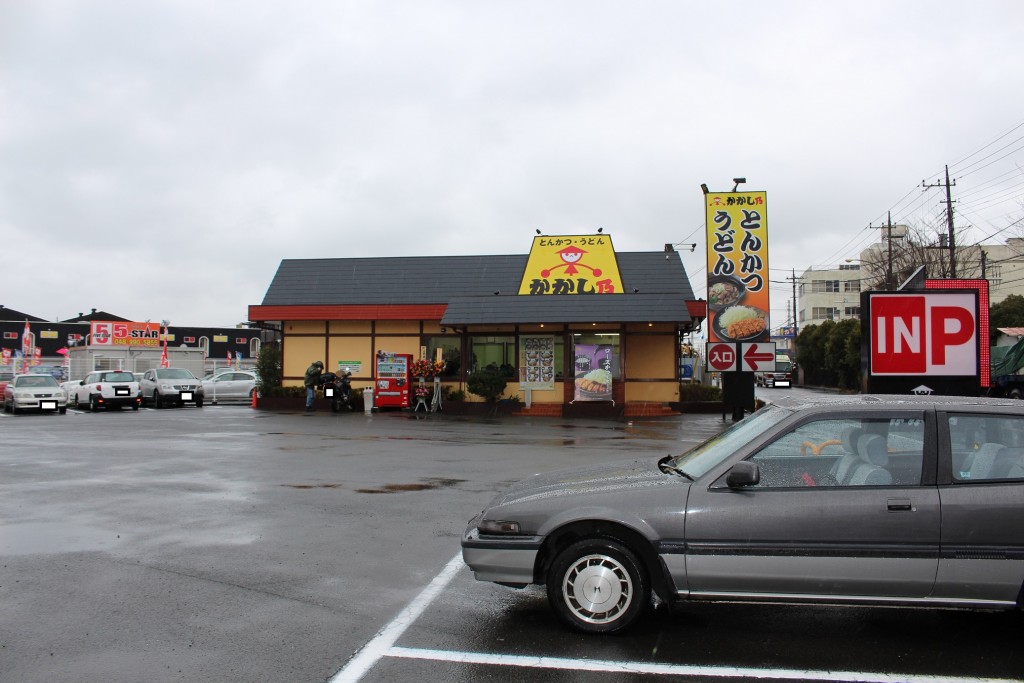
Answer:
top-left (139, 368), bottom-right (205, 408)
top-left (3, 374), bottom-right (68, 414)
top-left (70, 370), bottom-right (142, 411)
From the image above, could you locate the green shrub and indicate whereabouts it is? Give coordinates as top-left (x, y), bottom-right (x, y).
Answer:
top-left (467, 366), bottom-right (507, 403)
top-left (678, 383), bottom-right (722, 401)
top-left (441, 385), bottom-right (465, 402)
top-left (263, 385), bottom-right (306, 398)
top-left (255, 344), bottom-right (282, 393)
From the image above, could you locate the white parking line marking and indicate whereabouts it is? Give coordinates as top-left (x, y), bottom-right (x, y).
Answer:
top-left (330, 553), bottom-right (1020, 683)
top-left (328, 552), bottom-right (464, 683)
top-left (387, 646), bottom-right (1017, 683)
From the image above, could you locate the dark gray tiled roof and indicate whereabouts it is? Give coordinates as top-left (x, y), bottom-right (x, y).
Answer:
top-left (440, 293), bottom-right (690, 324)
top-left (263, 252), bottom-right (693, 302)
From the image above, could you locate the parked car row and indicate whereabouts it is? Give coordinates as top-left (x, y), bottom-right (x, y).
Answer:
top-left (3, 367), bottom-right (257, 415)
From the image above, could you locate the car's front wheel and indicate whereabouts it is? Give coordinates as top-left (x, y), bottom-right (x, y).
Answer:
top-left (546, 538), bottom-right (648, 634)
top-left (152, 391), bottom-right (161, 409)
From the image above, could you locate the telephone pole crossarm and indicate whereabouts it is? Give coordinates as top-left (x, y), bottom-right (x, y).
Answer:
top-left (923, 164), bottom-right (957, 278)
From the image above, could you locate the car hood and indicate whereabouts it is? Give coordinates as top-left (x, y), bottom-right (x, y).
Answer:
top-left (489, 457), bottom-right (674, 508)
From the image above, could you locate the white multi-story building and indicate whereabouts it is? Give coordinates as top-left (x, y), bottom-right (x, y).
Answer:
top-left (796, 235), bottom-right (1024, 330)
top-left (797, 264), bottom-right (864, 329)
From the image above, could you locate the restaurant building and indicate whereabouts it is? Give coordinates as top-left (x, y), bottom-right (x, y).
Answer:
top-left (247, 236), bottom-right (705, 417)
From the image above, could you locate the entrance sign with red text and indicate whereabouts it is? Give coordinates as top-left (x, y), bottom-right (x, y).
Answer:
top-left (706, 342), bottom-right (738, 372)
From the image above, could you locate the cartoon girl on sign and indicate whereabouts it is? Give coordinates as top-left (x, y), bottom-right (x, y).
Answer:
top-left (541, 246), bottom-right (602, 278)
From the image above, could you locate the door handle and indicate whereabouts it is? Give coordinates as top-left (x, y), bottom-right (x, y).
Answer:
top-left (887, 498), bottom-right (913, 512)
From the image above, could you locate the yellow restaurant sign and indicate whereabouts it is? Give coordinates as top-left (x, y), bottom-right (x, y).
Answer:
top-left (518, 234), bottom-right (623, 295)
top-left (705, 191), bottom-right (769, 344)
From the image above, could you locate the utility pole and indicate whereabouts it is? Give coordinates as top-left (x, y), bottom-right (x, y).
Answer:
top-left (869, 210), bottom-right (896, 289)
top-left (790, 268), bottom-right (798, 339)
top-left (923, 165), bottom-right (957, 278)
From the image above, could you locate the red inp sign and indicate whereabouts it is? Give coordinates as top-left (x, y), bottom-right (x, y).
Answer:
top-left (869, 293), bottom-right (977, 376)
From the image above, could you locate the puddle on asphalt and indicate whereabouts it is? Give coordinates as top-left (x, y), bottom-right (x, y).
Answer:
top-left (356, 477), bottom-right (466, 494)
top-left (281, 483), bottom-right (343, 489)
top-left (0, 522), bottom-right (123, 556)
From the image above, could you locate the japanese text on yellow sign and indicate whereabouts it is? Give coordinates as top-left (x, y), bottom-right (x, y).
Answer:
top-left (705, 192), bottom-right (769, 344)
top-left (518, 235), bottom-right (624, 295)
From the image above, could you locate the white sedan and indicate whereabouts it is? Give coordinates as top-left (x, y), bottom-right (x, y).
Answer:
top-left (202, 370), bottom-right (257, 402)
top-left (3, 374), bottom-right (68, 414)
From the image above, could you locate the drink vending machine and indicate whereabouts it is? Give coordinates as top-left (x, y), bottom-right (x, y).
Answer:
top-left (374, 352), bottom-right (412, 409)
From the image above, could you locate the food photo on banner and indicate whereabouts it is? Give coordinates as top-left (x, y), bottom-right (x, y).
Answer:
top-left (573, 344), bottom-right (614, 402)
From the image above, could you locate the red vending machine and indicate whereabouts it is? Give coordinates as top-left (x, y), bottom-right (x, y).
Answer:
top-left (374, 352), bottom-right (412, 409)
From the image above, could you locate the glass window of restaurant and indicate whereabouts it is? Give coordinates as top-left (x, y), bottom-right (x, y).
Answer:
top-left (423, 336), bottom-right (462, 378)
top-left (470, 335), bottom-right (516, 377)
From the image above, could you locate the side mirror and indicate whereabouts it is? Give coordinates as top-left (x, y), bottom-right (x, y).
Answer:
top-left (726, 461), bottom-right (760, 488)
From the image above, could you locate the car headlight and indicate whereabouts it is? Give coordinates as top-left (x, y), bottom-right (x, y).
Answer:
top-left (160, 383), bottom-right (175, 390)
top-left (478, 519), bottom-right (522, 535)
top-left (15, 391), bottom-right (32, 399)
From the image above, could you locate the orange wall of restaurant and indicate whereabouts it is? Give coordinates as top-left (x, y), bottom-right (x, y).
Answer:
top-left (375, 320), bottom-right (420, 334)
top-left (374, 337), bottom-right (421, 359)
top-left (285, 320), bottom-right (326, 334)
top-left (284, 336), bottom-right (327, 384)
top-left (626, 334), bottom-right (676, 378)
top-left (330, 320), bottom-right (372, 334)
top-left (328, 338), bottom-right (373, 378)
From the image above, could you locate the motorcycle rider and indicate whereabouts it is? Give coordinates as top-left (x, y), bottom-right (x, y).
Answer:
top-left (304, 360), bottom-right (324, 411)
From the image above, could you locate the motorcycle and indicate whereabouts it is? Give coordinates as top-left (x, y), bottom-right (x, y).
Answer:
top-left (322, 369), bottom-right (354, 412)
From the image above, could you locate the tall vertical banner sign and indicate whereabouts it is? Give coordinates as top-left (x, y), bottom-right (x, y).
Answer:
top-left (705, 192), bottom-right (770, 345)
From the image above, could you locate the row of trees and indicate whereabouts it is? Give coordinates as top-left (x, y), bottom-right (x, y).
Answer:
top-left (793, 294), bottom-right (1024, 390)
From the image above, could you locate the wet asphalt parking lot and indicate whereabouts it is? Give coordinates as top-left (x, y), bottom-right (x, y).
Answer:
top-left (1, 392), bottom-right (1022, 683)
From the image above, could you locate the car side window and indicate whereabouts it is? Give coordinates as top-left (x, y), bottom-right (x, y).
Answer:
top-left (750, 417), bottom-right (925, 488)
top-left (949, 414), bottom-right (1024, 482)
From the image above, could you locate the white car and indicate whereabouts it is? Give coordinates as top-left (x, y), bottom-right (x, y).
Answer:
top-left (202, 370), bottom-right (257, 402)
top-left (69, 370), bottom-right (141, 411)
top-left (139, 368), bottom-right (205, 408)
top-left (3, 374), bottom-right (68, 414)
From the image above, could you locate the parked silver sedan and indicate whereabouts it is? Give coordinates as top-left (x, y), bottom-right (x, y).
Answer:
top-left (462, 394), bottom-right (1024, 633)
top-left (201, 370), bottom-right (257, 402)
top-left (3, 374), bottom-right (68, 414)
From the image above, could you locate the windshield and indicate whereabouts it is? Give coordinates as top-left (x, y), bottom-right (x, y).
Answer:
top-left (17, 375), bottom-right (58, 387)
top-left (671, 404), bottom-right (792, 479)
top-left (776, 361), bottom-right (793, 372)
top-left (158, 369), bottom-right (196, 379)
top-left (103, 372), bottom-right (135, 382)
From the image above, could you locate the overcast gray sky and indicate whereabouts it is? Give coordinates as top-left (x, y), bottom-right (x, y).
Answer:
top-left (2, 1), bottom-right (1023, 329)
